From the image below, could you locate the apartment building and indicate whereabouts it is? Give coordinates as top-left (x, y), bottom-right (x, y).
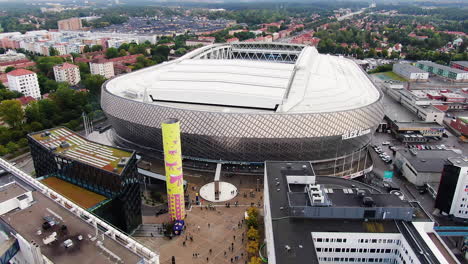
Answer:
top-left (57, 18), bottom-right (83, 31)
top-left (53, 63), bottom-right (81, 85)
top-left (7, 69), bottom-right (41, 99)
top-left (89, 59), bottom-right (114, 78)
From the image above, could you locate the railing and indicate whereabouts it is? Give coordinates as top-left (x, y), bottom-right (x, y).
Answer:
top-left (0, 158), bottom-right (159, 264)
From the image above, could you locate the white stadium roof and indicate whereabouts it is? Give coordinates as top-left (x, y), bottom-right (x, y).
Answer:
top-left (106, 44), bottom-right (380, 114)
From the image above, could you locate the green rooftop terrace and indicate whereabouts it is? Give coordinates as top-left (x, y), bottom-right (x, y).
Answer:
top-left (30, 127), bottom-right (133, 174)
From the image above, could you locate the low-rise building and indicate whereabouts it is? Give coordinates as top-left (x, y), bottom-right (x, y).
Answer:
top-left (53, 62), bottom-right (81, 85)
top-left (394, 149), bottom-right (462, 186)
top-left (0, 59), bottom-right (36, 72)
top-left (264, 161), bottom-right (458, 264)
top-left (0, 50), bottom-right (26, 63)
top-left (185, 39), bottom-right (215, 46)
top-left (6, 69), bottom-right (40, 99)
top-left (450, 61), bottom-right (468, 72)
top-left (57, 17), bottom-right (83, 31)
top-left (89, 59), bottom-right (114, 78)
top-left (450, 116), bottom-right (468, 137)
top-left (416, 61), bottom-right (468, 82)
top-left (435, 157), bottom-right (468, 219)
top-left (392, 63), bottom-right (429, 82)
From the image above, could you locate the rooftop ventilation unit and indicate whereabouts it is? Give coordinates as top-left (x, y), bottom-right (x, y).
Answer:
top-left (117, 157), bottom-right (128, 167)
top-left (306, 183), bottom-right (325, 204)
top-left (60, 141), bottom-right (70, 148)
top-left (362, 196), bottom-right (375, 207)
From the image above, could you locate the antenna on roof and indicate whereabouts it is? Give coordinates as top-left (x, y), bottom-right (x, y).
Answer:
top-left (82, 112), bottom-right (93, 138)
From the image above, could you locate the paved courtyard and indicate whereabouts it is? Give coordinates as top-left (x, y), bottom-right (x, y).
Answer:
top-left (137, 173), bottom-right (264, 264)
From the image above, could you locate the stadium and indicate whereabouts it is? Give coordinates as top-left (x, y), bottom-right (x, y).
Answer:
top-left (101, 42), bottom-right (384, 177)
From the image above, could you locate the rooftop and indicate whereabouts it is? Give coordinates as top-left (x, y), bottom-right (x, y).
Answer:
top-left (452, 61), bottom-right (468, 67)
top-left (41, 176), bottom-right (107, 209)
top-left (264, 161), bottom-right (435, 264)
top-left (105, 43), bottom-right (380, 114)
top-left (54, 62), bottom-right (79, 70)
top-left (29, 127), bottom-right (133, 175)
top-left (0, 182), bottom-right (141, 264)
top-left (7, 68), bottom-right (35, 77)
top-left (398, 149), bottom-right (462, 173)
top-left (394, 63), bottom-right (427, 73)
top-left (418, 61), bottom-right (467, 74)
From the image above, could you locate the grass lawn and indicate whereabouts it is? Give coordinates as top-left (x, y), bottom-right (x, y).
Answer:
top-left (380, 71), bottom-right (408, 82)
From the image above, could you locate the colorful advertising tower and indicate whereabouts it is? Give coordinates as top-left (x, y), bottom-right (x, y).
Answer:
top-left (162, 118), bottom-right (185, 221)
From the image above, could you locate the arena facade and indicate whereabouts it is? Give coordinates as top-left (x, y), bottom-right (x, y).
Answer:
top-left (101, 43), bottom-right (384, 177)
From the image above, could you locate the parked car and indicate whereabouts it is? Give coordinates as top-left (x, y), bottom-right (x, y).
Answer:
top-left (382, 141), bottom-right (390, 145)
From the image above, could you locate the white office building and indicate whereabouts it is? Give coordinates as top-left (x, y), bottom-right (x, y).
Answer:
top-left (7, 69), bottom-right (41, 99)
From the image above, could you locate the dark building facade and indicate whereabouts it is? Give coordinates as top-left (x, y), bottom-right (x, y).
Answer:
top-left (28, 127), bottom-right (141, 233)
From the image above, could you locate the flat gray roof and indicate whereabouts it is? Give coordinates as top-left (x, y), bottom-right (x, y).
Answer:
top-left (394, 63), bottom-right (427, 73)
top-left (382, 93), bottom-right (419, 122)
top-left (398, 149), bottom-right (462, 173)
top-left (418, 61), bottom-right (467, 74)
top-left (0, 182), bottom-right (142, 264)
top-left (452, 61), bottom-right (468, 68)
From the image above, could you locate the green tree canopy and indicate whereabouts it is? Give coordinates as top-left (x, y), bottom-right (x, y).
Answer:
top-left (105, 47), bottom-right (119, 59)
top-left (5, 66), bottom-right (15, 73)
top-left (82, 74), bottom-right (107, 96)
top-left (0, 100), bottom-right (24, 128)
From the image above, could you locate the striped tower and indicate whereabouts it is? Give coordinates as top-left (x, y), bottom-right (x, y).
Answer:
top-left (162, 118), bottom-right (185, 221)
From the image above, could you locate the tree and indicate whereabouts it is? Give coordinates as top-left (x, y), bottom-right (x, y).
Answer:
top-left (0, 81), bottom-right (5, 89)
top-left (0, 100), bottom-right (24, 128)
top-left (82, 74), bottom-right (107, 95)
top-left (118, 49), bottom-right (127, 57)
top-left (105, 47), bottom-right (119, 59)
top-left (248, 257), bottom-right (262, 264)
top-left (381, 49), bottom-right (389, 58)
top-left (70, 52), bottom-right (80, 59)
top-left (0, 145), bottom-right (8, 156)
top-left (5, 66), bottom-right (15, 73)
top-left (247, 226), bottom-right (259, 241)
top-left (83, 45), bottom-right (91, 53)
top-left (91, 45), bottom-right (103, 52)
top-left (77, 62), bottom-right (90, 75)
top-left (5, 142), bottom-right (18, 153)
top-left (36, 56), bottom-right (64, 77)
top-left (246, 207), bottom-right (259, 228)
top-left (246, 240), bottom-right (259, 256)
top-left (175, 48), bottom-right (187, 55)
top-left (49, 47), bottom-right (59, 56)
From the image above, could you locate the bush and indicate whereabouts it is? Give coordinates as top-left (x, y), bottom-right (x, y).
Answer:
top-left (5, 142), bottom-right (18, 153)
top-left (246, 207), bottom-right (259, 228)
top-left (0, 145), bottom-right (8, 156)
top-left (248, 257), bottom-right (262, 264)
top-left (247, 226), bottom-right (260, 241)
top-left (246, 240), bottom-right (259, 256)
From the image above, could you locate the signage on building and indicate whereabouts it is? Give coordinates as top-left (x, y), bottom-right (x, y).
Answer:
top-left (384, 171), bottom-right (394, 181)
top-left (342, 129), bottom-right (371, 140)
